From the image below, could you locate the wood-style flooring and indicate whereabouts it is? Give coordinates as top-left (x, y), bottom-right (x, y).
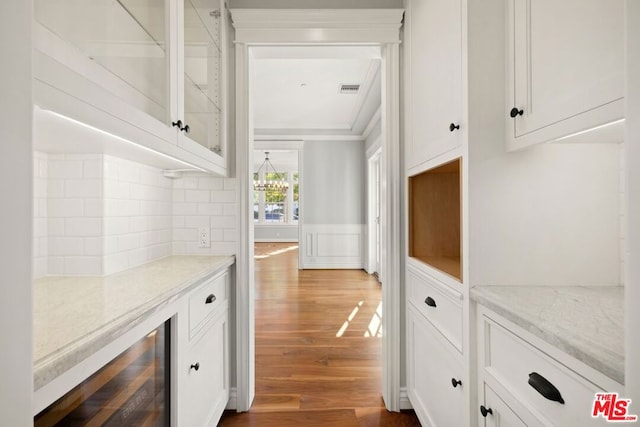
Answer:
top-left (219, 243), bottom-right (420, 426)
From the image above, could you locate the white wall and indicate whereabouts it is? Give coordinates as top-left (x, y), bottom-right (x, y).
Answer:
top-left (0, 0), bottom-right (33, 423)
top-left (625, 0), bottom-right (640, 408)
top-left (255, 225), bottom-right (298, 242)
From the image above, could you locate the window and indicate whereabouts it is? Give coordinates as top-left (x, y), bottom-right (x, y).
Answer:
top-left (254, 172), bottom-right (298, 224)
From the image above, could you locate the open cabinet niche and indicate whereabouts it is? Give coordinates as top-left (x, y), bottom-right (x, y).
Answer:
top-left (409, 158), bottom-right (462, 282)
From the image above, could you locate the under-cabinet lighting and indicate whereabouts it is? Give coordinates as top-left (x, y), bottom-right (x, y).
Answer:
top-left (552, 118), bottom-right (625, 142)
top-left (41, 109), bottom-right (207, 172)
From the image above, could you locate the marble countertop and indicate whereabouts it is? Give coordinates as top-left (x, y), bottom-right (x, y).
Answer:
top-left (33, 255), bottom-right (235, 390)
top-left (471, 285), bottom-right (624, 385)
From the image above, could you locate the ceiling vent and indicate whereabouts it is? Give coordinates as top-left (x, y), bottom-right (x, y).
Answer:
top-left (339, 84), bottom-right (360, 94)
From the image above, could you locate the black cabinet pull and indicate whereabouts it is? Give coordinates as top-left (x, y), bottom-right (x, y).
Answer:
top-left (451, 378), bottom-right (462, 388)
top-left (528, 372), bottom-right (565, 404)
top-left (172, 119), bottom-right (183, 129)
top-left (205, 294), bottom-right (216, 304)
top-left (449, 123), bottom-right (460, 132)
top-left (182, 124), bottom-right (190, 133)
top-left (190, 362), bottom-right (200, 371)
top-left (510, 107), bottom-right (524, 118)
top-left (480, 405), bottom-right (493, 417)
top-left (424, 296), bottom-right (437, 307)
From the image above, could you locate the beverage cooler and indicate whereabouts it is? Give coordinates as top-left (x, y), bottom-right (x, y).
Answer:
top-left (35, 322), bottom-right (170, 426)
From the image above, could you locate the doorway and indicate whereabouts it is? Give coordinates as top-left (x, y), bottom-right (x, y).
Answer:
top-left (368, 148), bottom-right (382, 282)
top-left (232, 8), bottom-right (403, 412)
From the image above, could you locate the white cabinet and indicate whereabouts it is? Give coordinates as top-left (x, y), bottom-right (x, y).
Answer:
top-left (33, 0), bottom-right (229, 175)
top-left (405, 0), bottom-right (463, 171)
top-left (506, 0), bottom-right (624, 150)
top-left (408, 306), bottom-right (465, 427)
top-left (477, 306), bottom-right (620, 427)
top-left (179, 270), bottom-right (230, 426)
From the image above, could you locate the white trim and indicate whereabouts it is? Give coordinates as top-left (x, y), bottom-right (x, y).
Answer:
top-left (366, 148), bottom-right (382, 275)
top-left (255, 133), bottom-right (365, 141)
top-left (299, 224), bottom-right (365, 269)
top-left (254, 140), bottom-right (303, 150)
top-left (399, 386), bottom-right (413, 410)
top-left (226, 387), bottom-right (238, 410)
top-left (363, 105), bottom-right (382, 140)
top-left (231, 8), bottom-right (403, 412)
top-left (254, 238), bottom-right (299, 243)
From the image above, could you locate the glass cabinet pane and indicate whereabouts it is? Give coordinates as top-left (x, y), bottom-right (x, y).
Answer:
top-left (183, 0), bottom-right (222, 154)
top-left (35, 0), bottom-right (169, 124)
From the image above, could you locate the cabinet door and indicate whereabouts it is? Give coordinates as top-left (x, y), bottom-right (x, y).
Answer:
top-left (407, 307), bottom-right (465, 427)
top-left (407, 0), bottom-right (462, 170)
top-left (178, 0), bottom-right (225, 162)
top-left (481, 383), bottom-right (528, 427)
top-left (34, 0), bottom-right (170, 126)
top-left (508, 0), bottom-right (624, 149)
top-left (180, 312), bottom-right (228, 427)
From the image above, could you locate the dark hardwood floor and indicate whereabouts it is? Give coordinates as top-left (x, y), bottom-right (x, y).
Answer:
top-left (218, 243), bottom-right (420, 426)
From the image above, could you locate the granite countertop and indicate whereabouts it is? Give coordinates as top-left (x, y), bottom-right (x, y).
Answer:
top-left (33, 255), bottom-right (235, 391)
top-left (470, 285), bottom-right (624, 385)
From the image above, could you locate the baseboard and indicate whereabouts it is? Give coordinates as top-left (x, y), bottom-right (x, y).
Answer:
top-left (399, 386), bottom-right (413, 410)
top-left (254, 238), bottom-right (299, 243)
top-left (225, 387), bottom-right (237, 410)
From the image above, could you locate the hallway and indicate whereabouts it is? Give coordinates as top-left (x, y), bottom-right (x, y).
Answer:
top-left (219, 243), bottom-right (419, 426)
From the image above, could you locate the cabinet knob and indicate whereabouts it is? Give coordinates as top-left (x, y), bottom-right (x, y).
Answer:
top-left (451, 378), bottom-right (462, 388)
top-left (424, 296), bottom-right (437, 307)
top-left (510, 107), bottom-right (524, 118)
top-left (205, 294), bottom-right (216, 304)
top-left (449, 123), bottom-right (460, 132)
top-left (190, 362), bottom-right (200, 371)
top-left (480, 405), bottom-right (493, 417)
top-left (528, 372), bottom-right (565, 404)
top-left (172, 119), bottom-right (183, 129)
top-left (182, 124), bottom-right (190, 133)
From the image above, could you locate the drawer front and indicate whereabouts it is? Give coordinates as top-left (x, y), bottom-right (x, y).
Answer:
top-left (182, 313), bottom-right (228, 427)
top-left (408, 270), bottom-right (463, 351)
top-left (408, 307), bottom-right (465, 427)
top-left (483, 316), bottom-right (608, 426)
top-left (189, 272), bottom-right (228, 338)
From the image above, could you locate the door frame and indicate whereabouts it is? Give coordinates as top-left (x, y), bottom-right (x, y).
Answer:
top-left (231, 8), bottom-right (404, 412)
top-left (367, 145), bottom-right (382, 279)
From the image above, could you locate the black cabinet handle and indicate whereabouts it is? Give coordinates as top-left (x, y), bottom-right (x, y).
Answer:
top-left (451, 378), bottom-right (462, 388)
top-left (510, 107), bottom-right (524, 118)
top-left (172, 119), bottom-right (183, 129)
top-left (528, 372), bottom-right (565, 404)
top-left (449, 123), bottom-right (460, 132)
top-left (424, 296), bottom-right (437, 307)
top-left (480, 405), bottom-right (493, 417)
top-left (205, 294), bottom-right (216, 304)
top-left (190, 362), bottom-right (200, 371)
top-left (182, 124), bottom-right (190, 133)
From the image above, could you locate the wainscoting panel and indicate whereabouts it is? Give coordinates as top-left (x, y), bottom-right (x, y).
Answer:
top-left (300, 224), bottom-right (365, 269)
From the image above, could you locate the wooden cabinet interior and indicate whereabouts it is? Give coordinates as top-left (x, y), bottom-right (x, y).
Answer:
top-left (409, 158), bottom-right (462, 281)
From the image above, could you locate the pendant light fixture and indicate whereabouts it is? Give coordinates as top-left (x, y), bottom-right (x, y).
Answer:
top-left (253, 151), bottom-right (289, 192)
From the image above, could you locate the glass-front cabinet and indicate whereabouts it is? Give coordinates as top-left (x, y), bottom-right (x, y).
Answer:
top-left (33, 0), bottom-right (228, 175)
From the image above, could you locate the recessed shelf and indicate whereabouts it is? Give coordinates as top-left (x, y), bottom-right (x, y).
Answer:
top-left (409, 158), bottom-right (462, 282)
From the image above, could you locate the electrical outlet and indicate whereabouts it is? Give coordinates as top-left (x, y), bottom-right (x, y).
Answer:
top-left (198, 227), bottom-right (210, 248)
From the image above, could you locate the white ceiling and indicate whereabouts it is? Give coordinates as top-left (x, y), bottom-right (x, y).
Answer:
top-left (252, 46), bottom-right (381, 137)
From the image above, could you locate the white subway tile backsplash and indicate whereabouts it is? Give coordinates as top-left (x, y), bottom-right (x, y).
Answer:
top-left (47, 180), bottom-right (65, 198)
top-left (118, 234), bottom-right (140, 252)
top-left (210, 190), bottom-right (236, 204)
top-left (49, 160), bottom-right (83, 179)
top-left (223, 204), bottom-right (236, 216)
top-left (172, 241), bottom-right (186, 255)
top-left (49, 237), bottom-right (83, 256)
top-left (185, 190), bottom-right (210, 203)
top-left (48, 257), bottom-right (64, 275)
top-left (223, 229), bottom-right (236, 242)
top-left (65, 218), bottom-right (102, 236)
top-left (210, 229), bottom-right (224, 242)
top-left (197, 203), bottom-right (224, 216)
top-left (83, 237), bottom-right (103, 256)
top-left (64, 179), bottom-right (102, 198)
top-left (224, 178), bottom-right (237, 190)
top-left (212, 215), bottom-right (236, 229)
top-left (83, 159), bottom-right (103, 178)
top-left (47, 218), bottom-right (65, 236)
top-left (173, 228), bottom-right (198, 242)
top-left (174, 176), bottom-right (198, 189)
top-left (198, 177), bottom-right (224, 190)
top-left (173, 216), bottom-right (185, 229)
top-left (65, 257), bottom-right (102, 275)
top-left (172, 189), bottom-right (185, 202)
top-left (84, 199), bottom-right (103, 217)
top-left (48, 199), bottom-right (84, 217)
top-left (185, 216), bottom-right (211, 229)
top-left (174, 202), bottom-right (198, 216)
top-left (104, 217), bottom-right (130, 235)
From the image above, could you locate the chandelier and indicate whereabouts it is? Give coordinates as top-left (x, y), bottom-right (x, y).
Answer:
top-left (253, 152), bottom-right (289, 192)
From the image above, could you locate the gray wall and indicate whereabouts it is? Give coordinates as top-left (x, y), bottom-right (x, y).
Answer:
top-left (302, 140), bottom-right (366, 225)
top-left (255, 225), bottom-right (298, 242)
